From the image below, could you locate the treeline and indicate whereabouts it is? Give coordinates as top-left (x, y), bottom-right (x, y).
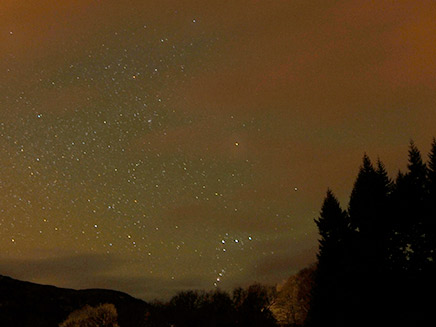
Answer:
top-left (307, 139), bottom-right (436, 327)
top-left (145, 284), bottom-right (278, 327)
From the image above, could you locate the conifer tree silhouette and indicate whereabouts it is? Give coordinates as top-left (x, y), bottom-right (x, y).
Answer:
top-left (349, 155), bottom-right (393, 270)
top-left (393, 141), bottom-right (436, 325)
top-left (348, 155), bottom-right (377, 264)
top-left (392, 141), bottom-right (427, 273)
top-left (346, 155), bottom-right (394, 325)
top-left (307, 189), bottom-right (349, 327)
top-left (426, 138), bottom-right (436, 267)
top-left (426, 138), bottom-right (436, 246)
top-left (306, 139), bottom-right (436, 327)
top-left (428, 138), bottom-right (436, 197)
top-left (422, 138), bottom-right (436, 310)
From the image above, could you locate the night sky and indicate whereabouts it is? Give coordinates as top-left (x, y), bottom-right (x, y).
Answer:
top-left (1, 0), bottom-right (436, 301)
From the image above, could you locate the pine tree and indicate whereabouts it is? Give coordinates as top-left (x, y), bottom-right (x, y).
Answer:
top-left (315, 189), bottom-right (349, 267)
top-left (427, 138), bottom-right (436, 266)
top-left (307, 140), bottom-right (436, 326)
top-left (389, 143), bottom-right (427, 272)
top-left (348, 154), bottom-right (376, 235)
top-left (375, 158), bottom-right (394, 247)
top-left (396, 141), bottom-right (427, 272)
top-left (428, 138), bottom-right (436, 197)
top-left (407, 141), bottom-right (428, 203)
top-left (346, 155), bottom-right (393, 325)
top-left (347, 155), bottom-right (392, 269)
top-left (422, 138), bottom-right (436, 283)
top-left (386, 141), bottom-right (434, 325)
top-left (348, 155), bottom-right (392, 236)
top-left (307, 189), bottom-right (349, 327)
top-left (423, 139), bottom-right (436, 319)
top-left (375, 159), bottom-right (394, 206)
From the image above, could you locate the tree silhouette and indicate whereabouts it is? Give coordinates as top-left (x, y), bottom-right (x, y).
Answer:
top-left (307, 139), bottom-right (436, 327)
top-left (391, 141), bottom-right (428, 274)
top-left (233, 284), bottom-right (277, 327)
top-left (307, 189), bottom-right (349, 327)
top-left (425, 138), bottom-right (436, 270)
top-left (346, 155), bottom-right (394, 325)
top-left (428, 138), bottom-right (436, 197)
top-left (167, 290), bottom-right (204, 327)
top-left (161, 286), bottom-right (277, 327)
top-left (421, 138), bottom-right (436, 323)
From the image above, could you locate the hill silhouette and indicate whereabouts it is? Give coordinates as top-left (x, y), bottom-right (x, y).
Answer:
top-left (0, 274), bottom-right (149, 327)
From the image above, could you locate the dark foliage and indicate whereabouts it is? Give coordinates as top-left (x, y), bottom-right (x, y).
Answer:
top-left (0, 274), bottom-right (278, 327)
top-left (0, 275), bottom-right (148, 327)
top-left (59, 303), bottom-right (119, 327)
top-left (270, 264), bottom-right (316, 326)
top-left (307, 139), bottom-right (436, 327)
top-left (145, 284), bottom-right (277, 327)
top-left (307, 190), bottom-right (349, 327)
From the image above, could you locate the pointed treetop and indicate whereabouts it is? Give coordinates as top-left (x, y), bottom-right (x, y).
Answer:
top-left (325, 188), bottom-right (335, 200)
top-left (315, 189), bottom-right (348, 262)
top-left (428, 137), bottom-right (436, 175)
top-left (407, 140), bottom-right (427, 183)
top-left (427, 138), bottom-right (436, 194)
top-left (361, 153), bottom-right (374, 173)
top-left (316, 189), bottom-right (346, 237)
top-left (350, 153), bottom-right (376, 199)
top-left (320, 188), bottom-right (340, 215)
top-left (376, 157), bottom-right (389, 180)
top-left (376, 157), bottom-right (393, 193)
top-left (408, 140), bottom-right (426, 171)
top-left (376, 157), bottom-right (386, 172)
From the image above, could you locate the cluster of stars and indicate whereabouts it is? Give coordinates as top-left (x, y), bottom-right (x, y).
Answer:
top-left (0, 3), bottom-right (305, 300)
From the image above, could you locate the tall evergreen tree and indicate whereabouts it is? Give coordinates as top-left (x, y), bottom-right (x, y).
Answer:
top-left (427, 138), bottom-right (436, 265)
top-left (307, 189), bottom-right (349, 327)
top-left (375, 158), bottom-right (394, 238)
top-left (348, 154), bottom-right (376, 234)
top-left (428, 138), bottom-right (436, 197)
top-left (407, 141), bottom-right (428, 203)
top-left (347, 155), bottom-right (392, 269)
top-left (348, 155), bottom-right (392, 235)
top-left (308, 140), bottom-right (436, 327)
top-left (386, 141), bottom-right (436, 325)
top-left (346, 155), bottom-right (393, 325)
top-left (375, 159), bottom-right (394, 204)
top-left (423, 138), bottom-right (436, 280)
top-left (394, 141), bottom-right (428, 273)
top-left (315, 189), bottom-right (349, 260)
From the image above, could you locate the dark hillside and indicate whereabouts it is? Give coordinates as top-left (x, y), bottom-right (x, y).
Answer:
top-left (0, 275), bottom-right (149, 327)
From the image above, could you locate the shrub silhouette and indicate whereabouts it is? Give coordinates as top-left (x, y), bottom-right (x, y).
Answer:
top-left (59, 303), bottom-right (119, 327)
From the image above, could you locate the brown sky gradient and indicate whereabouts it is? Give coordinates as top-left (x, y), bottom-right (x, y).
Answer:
top-left (1, 0), bottom-right (435, 300)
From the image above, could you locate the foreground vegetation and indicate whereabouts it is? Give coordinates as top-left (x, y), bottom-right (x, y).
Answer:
top-left (146, 284), bottom-right (278, 327)
top-left (60, 304), bottom-right (119, 327)
top-left (308, 139), bottom-right (436, 327)
top-left (60, 275), bottom-right (314, 327)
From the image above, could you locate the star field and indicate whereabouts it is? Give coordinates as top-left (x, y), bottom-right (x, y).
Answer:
top-left (1, 0), bottom-right (436, 300)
